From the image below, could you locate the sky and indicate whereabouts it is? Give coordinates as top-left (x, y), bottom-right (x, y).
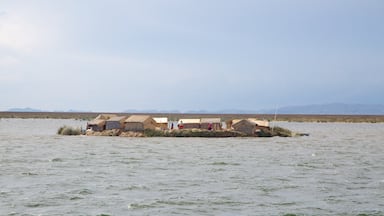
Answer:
top-left (0, 0), bottom-right (383, 112)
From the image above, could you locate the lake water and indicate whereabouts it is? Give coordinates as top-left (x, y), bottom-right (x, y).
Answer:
top-left (0, 119), bottom-right (383, 216)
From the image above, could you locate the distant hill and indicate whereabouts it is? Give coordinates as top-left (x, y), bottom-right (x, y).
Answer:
top-left (7, 107), bottom-right (44, 112)
top-left (7, 108), bottom-right (92, 113)
top-left (123, 109), bottom-right (181, 114)
top-left (6, 104), bottom-right (384, 115)
top-left (259, 103), bottom-right (384, 115)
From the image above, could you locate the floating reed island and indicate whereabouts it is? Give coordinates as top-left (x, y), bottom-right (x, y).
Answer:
top-left (57, 114), bottom-right (307, 137)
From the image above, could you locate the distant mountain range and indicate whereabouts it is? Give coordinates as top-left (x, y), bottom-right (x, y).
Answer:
top-left (259, 103), bottom-right (384, 115)
top-left (125, 104), bottom-right (384, 115)
top-left (6, 103), bottom-right (384, 115)
top-left (7, 107), bottom-right (45, 112)
top-left (6, 107), bottom-right (91, 113)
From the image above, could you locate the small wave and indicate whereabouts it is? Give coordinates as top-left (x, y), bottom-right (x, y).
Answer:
top-left (70, 188), bottom-right (93, 195)
top-left (79, 189), bottom-right (93, 195)
top-left (209, 168), bottom-right (226, 172)
top-left (273, 202), bottom-right (297, 206)
top-left (296, 162), bottom-right (318, 169)
top-left (21, 172), bottom-right (38, 176)
top-left (355, 212), bottom-right (384, 216)
top-left (25, 203), bottom-right (42, 208)
top-left (69, 196), bottom-right (83, 200)
top-left (51, 158), bottom-right (63, 162)
top-left (156, 200), bottom-right (197, 206)
top-left (210, 162), bottom-right (241, 166)
top-left (123, 185), bottom-right (150, 191)
top-left (127, 198), bottom-right (200, 210)
top-left (127, 202), bottom-right (156, 209)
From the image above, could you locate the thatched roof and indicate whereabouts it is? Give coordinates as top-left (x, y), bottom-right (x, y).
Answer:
top-left (95, 114), bottom-right (117, 120)
top-left (153, 117), bottom-right (168, 124)
top-left (201, 118), bottom-right (221, 123)
top-left (232, 119), bottom-right (254, 127)
top-left (231, 118), bottom-right (269, 127)
top-left (231, 119), bottom-right (243, 125)
top-left (88, 119), bottom-right (106, 126)
top-left (178, 119), bottom-right (201, 124)
top-left (125, 115), bottom-right (152, 123)
top-left (107, 116), bottom-right (128, 122)
top-left (247, 118), bottom-right (270, 127)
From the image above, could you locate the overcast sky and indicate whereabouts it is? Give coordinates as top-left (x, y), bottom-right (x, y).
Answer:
top-left (1, 0), bottom-right (383, 112)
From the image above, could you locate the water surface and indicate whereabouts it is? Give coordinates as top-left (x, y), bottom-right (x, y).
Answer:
top-left (1, 119), bottom-right (383, 215)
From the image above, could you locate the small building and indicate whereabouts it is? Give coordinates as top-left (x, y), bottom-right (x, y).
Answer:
top-left (231, 119), bottom-right (257, 135)
top-left (87, 119), bottom-right (106, 131)
top-left (87, 114), bottom-right (117, 131)
top-left (124, 115), bottom-right (157, 131)
top-left (201, 118), bottom-right (222, 130)
top-left (105, 116), bottom-right (128, 130)
top-left (231, 119), bottom-right (270, 135)
top-left (153, 117), bottom-right (169, 130)
top-left (178, 119), bottom-right (201, 129)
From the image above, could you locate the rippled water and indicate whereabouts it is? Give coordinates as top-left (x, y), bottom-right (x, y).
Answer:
top-left (0, 119), bottom-right (383, 215)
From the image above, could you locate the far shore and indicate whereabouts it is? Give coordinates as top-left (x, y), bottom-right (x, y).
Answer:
top-left (1, 111), bottom-right (384, 123)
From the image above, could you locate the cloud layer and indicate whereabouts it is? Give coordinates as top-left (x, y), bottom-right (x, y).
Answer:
top-left (1, 0), bottom-right (383, 112)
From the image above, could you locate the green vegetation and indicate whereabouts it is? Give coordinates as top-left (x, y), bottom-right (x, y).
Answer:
top-left (57, 125), bottom-right (81, 135)
top-left (271, 126), bottom-right (293, 137)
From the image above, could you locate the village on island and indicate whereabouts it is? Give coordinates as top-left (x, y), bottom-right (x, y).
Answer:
top-left (82, 114), bottom-right (298, 137)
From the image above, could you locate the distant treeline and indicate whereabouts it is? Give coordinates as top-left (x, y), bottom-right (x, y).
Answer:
top-left (1, 112), bottom-right (384, 123)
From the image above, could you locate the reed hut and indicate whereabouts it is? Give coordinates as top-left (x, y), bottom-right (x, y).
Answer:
top-left (231, 119), bottom-right (270, 135)
top-left (153, 117), bottom-right (169, 130)
top-left (87, 119), bottom-right (106, 131)
top-left (105, 116), bottom-right (128, 130)
top-left (201, 118), bottom-right (222, 130)
top-left (124, 115), bottom-right (157, 131)
top-left (231, 119), bottom-right (256, 135)
top-left (178, 119), bottom-right (201, 129)
top-left (86, 113), bottom-right (117, 131)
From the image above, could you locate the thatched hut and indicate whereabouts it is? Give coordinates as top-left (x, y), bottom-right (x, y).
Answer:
top-left (87, 119), bottom-right (106, 131)
top-left (201, 118), bottom-right (222, 130)
top-left (231, 119), bottom-right (270, 135)
top-left (124, 115), bottom-right (157, 131)
top-left (178, 119), bottom-right (201, 129)
top-left (106, 116), bottom-right (128, 130)
top-left (153, 117), bottom-right (169, 130)
top-left (231, 119), bottom-right (256, 135)
top-left (87, 114), bottom-right (117, 131)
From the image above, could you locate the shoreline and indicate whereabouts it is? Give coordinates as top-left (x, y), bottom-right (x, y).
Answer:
top-left (1, 111), bottom-right (384, 123)
top-left (85, 127), bottom-right (301, 138)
